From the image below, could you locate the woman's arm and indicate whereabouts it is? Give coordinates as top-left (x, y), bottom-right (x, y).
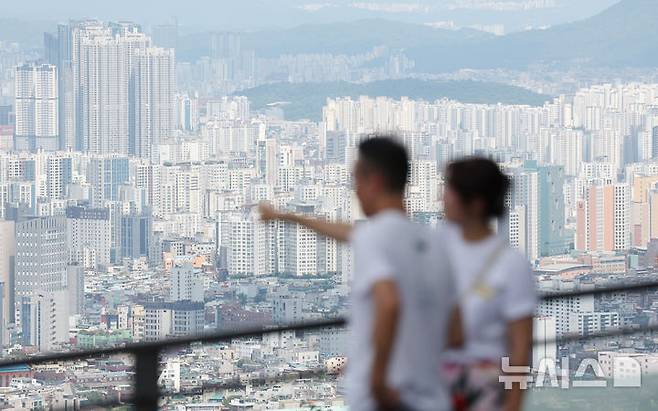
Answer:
top-left (258, 202), bottom-right (353, 242)
top-left (504, 316), bottom-right (533, 411)
top-left (446, 306), bottom-right (464, 348)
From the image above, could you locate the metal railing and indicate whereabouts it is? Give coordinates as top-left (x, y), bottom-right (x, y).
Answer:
top-left (0, 318), bottom-right (345, 410)
top-left (539, 280), bottom-right (658, 299)
top-left (3, 280), bottom-right (658, 410)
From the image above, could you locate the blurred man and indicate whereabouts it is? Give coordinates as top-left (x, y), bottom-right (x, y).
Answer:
top-left (260, 136), bottom-right (456, 411)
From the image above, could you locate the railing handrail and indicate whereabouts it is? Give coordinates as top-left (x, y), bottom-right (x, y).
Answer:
top-left (4, 280), bottom-right (658, 368)
top-left (538, 280), bottom-right (658, 299)
top-left (0, 318), bottom-right (346, 368)
top-left (549, 322), bottom-right (658, 344)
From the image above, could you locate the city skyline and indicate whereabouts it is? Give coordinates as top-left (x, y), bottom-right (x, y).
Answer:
top-left (0, 1), bottom-right (657, 409)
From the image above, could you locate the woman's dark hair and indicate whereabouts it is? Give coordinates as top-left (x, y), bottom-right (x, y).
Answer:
top-left (446, 157), bottom-right (510, 219)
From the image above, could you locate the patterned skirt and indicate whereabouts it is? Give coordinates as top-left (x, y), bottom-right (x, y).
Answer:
top-left (441, 362), bottom-right (505, 411)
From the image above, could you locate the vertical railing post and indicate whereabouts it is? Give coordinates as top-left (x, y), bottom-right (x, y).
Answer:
top-left (133, 347), bottom-right (160, 411)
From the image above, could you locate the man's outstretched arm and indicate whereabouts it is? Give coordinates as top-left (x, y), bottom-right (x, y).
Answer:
top-left (258, 202), bottom-right (353, 242)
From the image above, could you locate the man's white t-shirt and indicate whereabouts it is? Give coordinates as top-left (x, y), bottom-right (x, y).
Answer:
top-left (345, 210), bottom-right (455, 411)
top-left (440, 222), bottom-right (537, 363)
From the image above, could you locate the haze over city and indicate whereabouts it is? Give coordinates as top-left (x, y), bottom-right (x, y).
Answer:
top-left (0, 0), bottom-right (658, 410)
top-left (2, 0), bottom-right (618, 32)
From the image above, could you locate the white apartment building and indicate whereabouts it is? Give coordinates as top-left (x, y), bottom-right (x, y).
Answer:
top-left (78, 31), bottom-right (139, 154)
top-left (14, 63), bottom-right (59, 151)
top-left (507, 166), bottom-right (539, 261)
top-left (20, 290), bottom-right (69, 352)
top-left (537, 294), bottom-right (594, 337)
top-left (533, 316), bottom-right (557, 371)
top-left (132, 47), bottom-right (176, 160)
top-left (169, 264), bottom-right (204, 302)
top-left (143, 301), bottom-right (204, 341)
top-left (568, 311), bottom-right (620, 335)
top-left (66, 205), bottom-right (112, 269)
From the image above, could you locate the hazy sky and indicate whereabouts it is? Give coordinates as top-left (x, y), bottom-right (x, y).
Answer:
top-left (4, 0), bottom-right (620, 32)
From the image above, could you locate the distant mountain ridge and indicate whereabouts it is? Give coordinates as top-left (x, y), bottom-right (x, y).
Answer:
top-left (411, 0), bottom-right (658, 71)
top-left (236, 79), bottom-right (551, 121)
top-left (177, 19), bottom-right (492, 62)
top-left (179, 0), bottom-right (658, 71)
top-left (240, 20), bottom-right (492, 58)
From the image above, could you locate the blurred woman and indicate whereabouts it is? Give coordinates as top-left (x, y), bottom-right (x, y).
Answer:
top-left (440, 158), bottom-right (536, 411)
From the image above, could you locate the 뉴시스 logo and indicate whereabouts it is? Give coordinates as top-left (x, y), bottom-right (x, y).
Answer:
top-left (499, 356), bottom-right (643, 389)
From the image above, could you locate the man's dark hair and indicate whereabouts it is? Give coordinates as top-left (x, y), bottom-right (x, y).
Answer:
top-left (358, 136), bottom-right (409, 193)
top-left (446, 157), bottom-right (510, 219)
